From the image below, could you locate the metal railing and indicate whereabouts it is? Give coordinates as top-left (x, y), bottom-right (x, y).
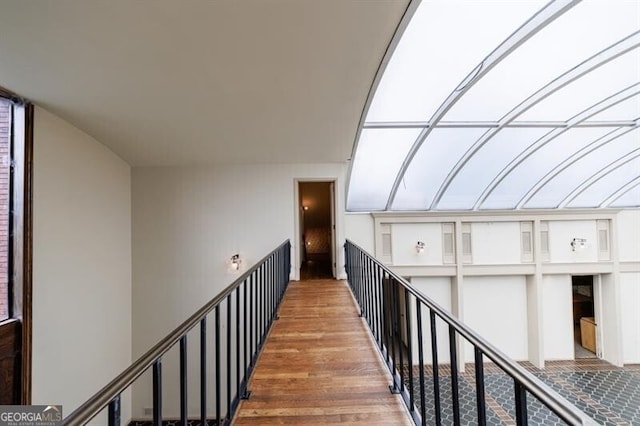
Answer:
top-left (63, 240), bottom-right (291, 426)
top-left (344, 240), bottom-right (598, 426)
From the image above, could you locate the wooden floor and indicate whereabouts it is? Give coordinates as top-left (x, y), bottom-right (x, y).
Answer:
top-left (233, 280), bottom-right (412, 425)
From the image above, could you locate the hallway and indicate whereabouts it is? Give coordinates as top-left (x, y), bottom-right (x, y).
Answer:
top-left (233, 280), bottom-right (412, 425)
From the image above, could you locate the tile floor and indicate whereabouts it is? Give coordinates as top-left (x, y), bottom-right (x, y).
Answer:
top-left (403, 360), bottom-right (640, 425)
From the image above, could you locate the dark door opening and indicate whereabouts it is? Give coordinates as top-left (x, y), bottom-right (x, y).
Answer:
top-left (298, 182), bottom-right (335, 280)
top-left (572, 275), bottom-right (596, 359)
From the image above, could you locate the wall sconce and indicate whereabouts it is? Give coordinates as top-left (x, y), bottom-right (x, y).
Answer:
top-left (415, 241), bottom-right (426, 254)
top-left (230, 254), bottom-right (242, 271)
top-left (570, 238), bottom-right (587, 252)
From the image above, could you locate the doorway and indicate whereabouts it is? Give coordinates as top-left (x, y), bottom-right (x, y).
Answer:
top-left (298, 181), bottom-right (335, 280)
top-left (572, 275), bottom-right (597, 359)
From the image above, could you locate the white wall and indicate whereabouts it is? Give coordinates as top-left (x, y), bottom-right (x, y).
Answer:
top-left (32, 107), bottom-right (132, 423)
top-left (542, 275), bottom-right (574, 360)
top-left (131, 163), bottom-right (346, 418)
top-left (621, 272), bottom-right (640, 363)
top-left (470, 222), bottom-right (522, 265)
top-left (345, 213), bottom-right (374, 253)
top-left (463, 276), bottom-right (528, 361)
top-left (617, 210), bottom-right (640, 262)
top-left (410, 277), bottom-right (451, 364)
top-left (548, 220), bottom-right (598, 263)
top-left (392, 223), bottom-right (443, 265)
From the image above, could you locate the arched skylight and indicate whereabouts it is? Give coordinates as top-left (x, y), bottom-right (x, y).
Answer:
top-left (347, 0), bottom-right (640, 212)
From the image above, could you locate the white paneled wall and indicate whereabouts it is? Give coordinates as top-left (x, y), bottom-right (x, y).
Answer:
top-left (463, 276), bottom-right (528, 361)
top-left (410, 277), bottom-right (452, 364)
top-left (617, 210), bottom-right (640, 262)
top-left (542, 275), bottom-right (574, 360)
top-left (371, 210), bottom-right (639, 366)
top-left (392, 223), bottom-right (443, 265)
top-left (470, 222), bottom-right (521, 265)
top-left (548, 220), bottom-right (599, 263)
top-left (345, 213), bottom-right (375, 253)
top-left (621, 273), bottom-right (640, 363)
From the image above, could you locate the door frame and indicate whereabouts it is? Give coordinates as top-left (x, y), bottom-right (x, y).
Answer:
top-left (293, 178), bottom-right (339, 281)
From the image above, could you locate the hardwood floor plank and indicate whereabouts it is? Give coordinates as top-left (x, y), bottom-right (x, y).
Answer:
top-left (233, 280), bottom-right (412, 425)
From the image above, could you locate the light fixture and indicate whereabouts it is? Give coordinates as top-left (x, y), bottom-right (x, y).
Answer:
top-left (570, 238), bottom-right (587, 252)
top-left (303, 205), bottom-right (309, 211)
top-left (415, 241), bottom-right (426, 254)
top-left (230, 254), bottom-right (242, 270)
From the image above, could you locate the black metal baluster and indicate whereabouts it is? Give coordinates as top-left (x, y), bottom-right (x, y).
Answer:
top-left (372, 265), bottom-right (381, 344)
top-left (515, 380), bottom-right (528, 425)
top-left (200, 318), bottom-right (207, 426)
top-left (226, 296), bottom-right (232, 422)
top-left (153, 359), bottom-right (162, 426)
top-left (108, 395), bottom-right (120, 426)
top-left (383, 272), bottom-right (391, 364)
top-left (475, 347), bottom-right (487, 426)
top-left (215, 307), bottom-right (221, 426)
top-left (261, 264), bottom-right (266, 342)
top-left (249, 273), bottom-right (255, 367)
top-left (416, 302), bottom-right (427, 426)
top-left (377, 267), bottom-right (384, 349)
top-left (258, 266), bottom-right (263, 346)
top-left (243, 280), bottom-right (249, 398)
top-left (364, 257), bottom-right (371, 320)
top-left (389, 278), bottom-right (399, 392)
top-left (449, 325), bottom-right (460, 426)
top-left (180, 336), bottom-right (188, 426)
top-left (405, 288), bottom-right (414, 411)
top-left (367, 259), bottom-right (374, 326)
top-left (396, 279), bottom-right (405, 393)
top-left (430, 311), bottom-right (442, 426)
top-left (236, 287), bottom-right (241, 403)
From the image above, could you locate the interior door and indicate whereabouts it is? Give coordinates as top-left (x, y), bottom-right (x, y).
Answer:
top-left (330, 181), bottom-right (336, 278)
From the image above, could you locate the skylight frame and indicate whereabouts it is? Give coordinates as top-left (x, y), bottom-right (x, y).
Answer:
top-left (346, 0), bottom-right (640, 213)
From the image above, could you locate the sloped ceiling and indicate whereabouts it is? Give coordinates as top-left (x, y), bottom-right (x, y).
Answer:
top-left (0, 0), bottom-right (410, 166)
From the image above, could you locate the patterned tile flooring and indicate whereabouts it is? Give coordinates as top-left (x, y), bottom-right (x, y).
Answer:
top-left (403, 360), bottom-right (640, 425)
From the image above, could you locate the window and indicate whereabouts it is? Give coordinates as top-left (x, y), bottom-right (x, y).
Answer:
top-left (0, 89), bottom-right (33, 404)
top-left (0, 99), bottom-right (9, 321)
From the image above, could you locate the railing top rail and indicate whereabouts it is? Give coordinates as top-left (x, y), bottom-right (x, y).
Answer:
top-left (345, 239), bottom-right (598, 426)
top-left (64, 240), bottom-right (290, 426)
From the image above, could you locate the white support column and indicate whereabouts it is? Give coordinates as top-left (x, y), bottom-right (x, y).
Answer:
top-left (453, 220), bottom-right (466, 372)
top-left (599, 215), bottom-right (624, 366)
top-left (527, 219), bottom-right (545, 369)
